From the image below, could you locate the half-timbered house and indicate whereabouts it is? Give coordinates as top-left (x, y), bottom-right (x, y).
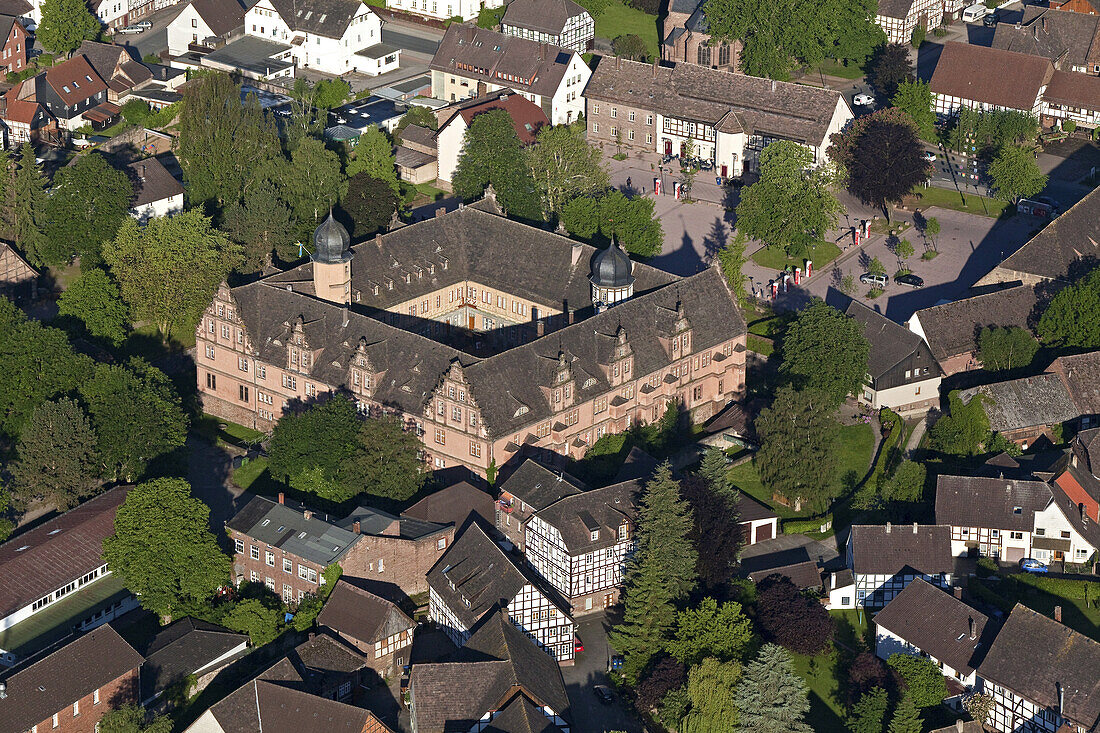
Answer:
top-left (846, 523), bottom-right (953, 609)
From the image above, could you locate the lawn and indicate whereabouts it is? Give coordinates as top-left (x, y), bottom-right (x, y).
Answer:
top-left (812, 58), bottom-right (869, 80)
top-left (593, 0), bottom-right (660, 59)
top-left (231, 456), bottom-right (270, 491)
top-left (975, 575), bottom-right (1100, 642)
top-left (909, 185), bottom-right (1010, 218)
top-left (790, 608), bottom-right (873, 733)
top-left (750, 240), bottom-right (842, 272)
top-left (746, 334), bottom-right (774, 356)
top-left (195, 414), bottom-right (267, 448)
top-left (414, 180), bottom-right (447, 201)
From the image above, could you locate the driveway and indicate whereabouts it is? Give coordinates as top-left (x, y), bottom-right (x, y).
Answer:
top-left (563, 614), bottom-right (643, 733)
top-left (185, 435), bottom-right (245, 545)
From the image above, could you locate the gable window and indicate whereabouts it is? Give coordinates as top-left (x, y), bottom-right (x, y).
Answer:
top-left (590, 529), bottom-right (599, 541)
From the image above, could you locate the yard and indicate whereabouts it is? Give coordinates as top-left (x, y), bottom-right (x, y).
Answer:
top-left (593, 0), bottom-right (660, 59)
top-left (907, 185), bottom-right (1010, 218)
top-left (750, 240), bottom-right (842, 271)
top-left (973, 574), bottom-right (1100, 642)
top-left (789, 610), bottom-right (872, 733)
top-left (808, 58), bottom-right (869, 80)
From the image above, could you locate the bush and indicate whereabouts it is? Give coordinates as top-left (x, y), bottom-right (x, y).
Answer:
top-left (911, 26), bottom-right (925, 48)
top-left (627, 0), bottom-right (660, 13)
top-left (976, 556), bottom-right (998, 578)
top-left (121, 99), bottom-right (152, 126)
top-left (782, 515), bottom-right (833, 535)
top-left (1063, 119), bottom-right (1077, 133)
top-left (574, 0), bottom-right (610, 16)
top-left (1010, 573), bottom-right (1094, 600)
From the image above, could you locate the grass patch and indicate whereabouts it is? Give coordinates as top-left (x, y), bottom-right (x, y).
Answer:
top-left (791, 649), bottom-right (846, 733)
top-left (750, 240), bottom-right (842, 271)
top-left (231, 456), bottom-right (269, 491)
top-left (747, 334), bottom-right (774, 356)
top-left (975, 575), bottom-right (1100, 641)
top-left (195, 414), bottom-right (267, 448)
top-left (813, 58), bottom-right (869, 80)
top-left (869, 218), bottom-right (911, 235)
top-left (414, 180), bottom-right (447, 202)
top-left (593, 0), bottom-right (659, 59)
top-left (910, 185), bottom-right (1010, 218)
top-left (920, 250), bottom-right (939, 260)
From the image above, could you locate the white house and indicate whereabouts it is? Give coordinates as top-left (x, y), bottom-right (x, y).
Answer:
top-left (387, 0), bottom-right (502, 23)
top-left (127, 157), bottom-right (184, 222)
top-left (846, 301), bottom-right (942, 417)
top-left (736, 493), bottom-right (779, 545)
top-left (244, 0), bottom-right (397, 76)
top-left (434, 90), bottom-right (549, 185)
top-left (164, 0), bottom-right (246, 56)
top-left (847, 523), bottom-right (953, 609)
top-left (501, 0), bottom-right (594, 54)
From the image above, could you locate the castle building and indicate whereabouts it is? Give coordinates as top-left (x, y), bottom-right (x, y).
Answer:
top-left (196, 203), bottom-right (747, 477)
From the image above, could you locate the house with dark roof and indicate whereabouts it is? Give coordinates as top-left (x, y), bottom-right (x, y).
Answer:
top-left (936, 474), bottom-right (1057, 562)
top-left (409, 611), bottom-right (571, 733)
top-left (1047, 350), bottom-right (1100, 428)
top-left (661, 0), bottom-right (740, 72)
top-left (0, 13), bottom-right (30, 76)
top-left (74, 41), bottom-right (154, 105)
top-left (402, 480), bottom-right (496, 537)
top-left (931, 42), bottom-right (1054, 116)
top-left (747, 561), bottom-right (824, 592)
top-left (736, 492), bottom-right (779, 545)
top-left (428, 523), bottom-right (575, 663)
top-left (0, 624), bottom-right (144, 733)
top-left (317, 579), bottom-right (414, 677)
top-left (496, 458), bottom-right (587, 551)
top-left (875, 0), bottom-right (957, 44)
top-left (873, 579), bottom-right (989, 703)
top-left (501, 0), bottom-right (592, 54)
top-left (126, 157), bottom-right (184, 222)
top-left (434, 90), bottom-right (549, 185)
top-left (846, 300), bottom-right (942, 416)
top-left (992, 6), bottom-right (1100, 75)
top-left (846, 523), bottom-right (953, 609)
top-left (25, 53), bottom-right (112, 131)
top-left (138, 617), bottom-right (248, 709)
top-left (0, 487), bottom-right (140, 668)
top-left (583, 56), bottom-right (852, 177)
top-left (262, 632), bottom-right (368, 702)
top-left (977, 604), bottom-right (1100, 733)
top-left (959, 373), bottom-right (1078, 449)
top-left (429, 25), bottom-right (589, 125)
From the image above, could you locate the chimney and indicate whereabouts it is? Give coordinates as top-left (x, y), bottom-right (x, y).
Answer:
top-left (1054, 605), bottom-right (1062, 623)
top-left (953, 586), bottom-right (963, 600)
top-left (537, 320), bottom-right (545, 337)
top-left (1058, 682), bottom-right (1065, 715)
top-left (435, 206), bottom-right (446, 218)
top-left (308, 631), bottom-right (315, 640)
top-left (955, 720), bottom-right (964, 733)
top-left (568, 308), bottom-right (575, 324)
top-left (353, 520), bottom-right (361, 534)
top-left (303, 510), bottom-right (313, 521)
top-left (886, 521), bottom-right (891, 533)
top-left (341, 306), bottom-right (349, 328)
top-left (771, 79), bottom-right (776, 93)
top-left (375, 233), bottom-right (383, 250)
top-left (138, 164), bottom-right (145, 181)
top-left (968, 615), bottom-right (976, 640)
top-left (278, 492), bottom-right (285, 505)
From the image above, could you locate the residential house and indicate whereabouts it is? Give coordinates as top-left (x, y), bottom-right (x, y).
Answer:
top-left (126, 157), bottom-right (184, 222)
top-left (0, 487), bottom-right (139, 668)
top-left (165, 0), bottom-right (247, 56)
top-left (959, 374), bottom-right (1078, 449)
top-left (495, 458), bottom-right (586, 551)
top-left (936, 474), bottom-right (1055, 561)
top-left (24, 54), bottom-right (112, 132)
top-left (0, 14), bottom-right (28, 75)
top-left (1041, 69), bottom-right (1100, 128)
top-left (75, 41), bottom-right (154, 105)
top-left (386, 0), bottom-right (501, 24)
top-left (0, 240), bottom-right (37, 301)
top-left (226, 493), bottom-right (453, 604)
top-left (876, 0), bottom-right (956, 44)
top-left (243, 0), bottom-right (397, 76)
top-left (846, 300), bottom-right (943, 416)
top-left (428, 523), bottom-right (575, 663)
top-left (907, 283), bottom-right (1042, 375)
top-left (138, 618), bottom-right (249, 710)
top-left (0, 625), bottom-right (144, 733)
top-left (409, 611), bottom-right (571, 733)
top-left (395, 123), bottom-right (438, 184)
top-left (1046, 459), bottom-right (1100, 566)
top-left (261, 634), bottom-right (367, 702)
top-left (931, 42), bottom-right (1053, 116)
top-left (1051, 351), bottom-right (1100, 428)
top-left (525, 479), bottom-right (638, 615)
top-left (501, 0), bottom-right (593, 54)
top-left (873, 579), bottom-right (989, 705)
top-left (583, 56), bottom-right (852, 176)
top-left (0, 84), bottom-right (60, 148)
top-left (992, 6), bottom-right (1100, 75)
top-left (661, 0), bottom-right (740, 71)
top-left (737, 492), bottom-right (779, 545)
top-left (316, 579), bottom-right (415, 677)
top-left (1052, 0), bottom-right (1100, 11)
top-left (846, 523), bottom-right (953, 609)
top-left (94, 0), bottom-right (129, 28)
top-left (401, 480), bottom-right (497, 536)
top-left (429, 25), bottom-right (589, 125)
top-left (195, 205), bottom-right (748, 477)
top-left (435, 89), bottom-right (549, 185)
top-left (977, 604), bottom-right (1100, 733)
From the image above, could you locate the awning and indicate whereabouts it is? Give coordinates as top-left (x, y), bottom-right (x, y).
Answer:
top-left (1032, 536), bottom-right (1072, 552)
top-left (82, 102), bottom-right (120, 124)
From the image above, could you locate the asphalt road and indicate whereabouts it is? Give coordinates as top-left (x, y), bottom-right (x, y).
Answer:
top-left (382, 28), bottom-right (441, 56)
top-left (563, 614), bottom-right (642, 733)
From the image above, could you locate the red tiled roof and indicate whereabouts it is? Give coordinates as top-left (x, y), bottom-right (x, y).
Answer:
top-left (455, 92), bottom-right (549, 145)
top-left (1, 83), bottom-right (42, 124)
top-left (930, 42), bottom-right (1053, 111)
top-left (44, 54), bottom-right (108, 106)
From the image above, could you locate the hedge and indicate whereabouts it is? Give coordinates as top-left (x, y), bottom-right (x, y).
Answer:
top-left (782, 515), bottom-right (834, 535)
top-left (1009, 573), bottom-right (1095, 601)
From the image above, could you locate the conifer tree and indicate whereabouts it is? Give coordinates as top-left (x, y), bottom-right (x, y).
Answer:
top-left (698, 447), bottom-right (735, 500)
top-left (12, 143), bottom-right (45, 265)
top-left (734, 643), bottom-right (813, 733)
top-left (887, 695), bottom-right (923, 733)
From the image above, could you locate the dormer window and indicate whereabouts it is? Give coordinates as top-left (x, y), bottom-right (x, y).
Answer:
top-left (590, 530), bottom-right (599, 541)
top-left (618, 523), bottom-right (627, 540)
top-left (1013, 506), bottom-right (1022, 514)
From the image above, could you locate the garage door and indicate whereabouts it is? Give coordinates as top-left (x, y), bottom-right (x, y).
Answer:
top-left (1005, 547), bottom-right (1025, 562)
top-left (754, 522), bottom-right (773, 543)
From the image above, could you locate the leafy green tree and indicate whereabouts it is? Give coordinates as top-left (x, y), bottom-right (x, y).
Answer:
top-left (880, 460), bottom-right (926, 502)
top-left (894, 238), bottom-right (914, 270)
top-left (290, 593), bottom-right (324, 631)
top-left (780, 301), bottom-right (870, 407)
top-left (988, 144), bottom-right (1047, 203)
top-left (222, 182), bottom-right (296, 271)
top-left (526, 122), bottom-right (609, 216)
top-left (891, 80), bottom-right (937, 141)
top-left (1037, 266), bottom-right (1100, 349)
top-left (963, 692), bottom-right (995, 730)
top-left (847, 688), bottom-right (888, 733)
top-left (98, 705), bottom-right (173, 733)
top-left (734, 644), bottom-right (813, 733)
top-left (37, 0), bottom-right (99, 55)
top-left (887, 695), bottom-right (923, 733)
top-left (612, 33), bottom-right (650, 61)
top-left (41, 152), bottom-right (133, 266)
top-left (978, 326), bottom-right (1039, 371)
top-left (103, 210), bottom-right (242, 339)
top-left (598, 190), bottom-right (663, 256)
top-left (452, 108), bottom-right (541, 221)
top-left (755, 386), bottom-right (840, 511)
top-left (103, 477), bottom-right (232, 621)
top-left (736, 140), bottom-right (841, 258)
top-left (869, 256), bottom-right (887, 276)
top-left (394, 105), bottom-right (438, 139)
top-left (345, 126), bottom-right (398, 192)
top-left (829, 108), bottom-right (930, 218)
top-left (610, 462), bottom-right (697, 682)
top-left (887, 653), bottom-right (947, 708)
top-left (929, 391), bottom-right (990, 456)
top-left (285, 137), bottom-right (347, 238)
top-left (910, 25), bottom-right (925, 47)
top-left (680, 658), bottom-right (742, 733)
top-left (222, 597), bottom-right (283, 646)
top-left (560, 196), bottom-right (600, 240)
top-left (0, 319), bottom-right (92, 439)
top-left (120, 99), bottom-right (153, 126)
top-left (9, 398), bottom-right (99, 510)
top-left (0, 484), bottom-right (14, 542)
top-left (338, 414), bottom-right (428, 503)
top-left (868, 43), bottom-right (914, 98)
top-left (666, 597), bottom-right (753, 666)
top-left (12, 143), bottom-right (45, 265)
top-left (314, 77), bottom-right (350, 110)
top-left (269, 396), bottom-right (360, 496)
top-left (342, 172), bottom-right (399, 238)
top-left (924, 216), bottom-right (940, 250)
top-left (57, 267), bottom-right (129, 346)
top-left (718, 232), bottom-right (750, 308)
top-left (80, 360), bottom-right (188, 482)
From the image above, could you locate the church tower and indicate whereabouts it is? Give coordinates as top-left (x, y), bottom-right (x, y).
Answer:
top-left (311, 213), bottom-right (353, 304)
top-left (589, 238), bottom-right (635, 312)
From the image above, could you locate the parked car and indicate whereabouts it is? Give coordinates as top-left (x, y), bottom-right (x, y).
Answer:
top-left (574, 634), bottom-right (584, 653)
top-left (133, 19), bottom-right (152, 28)
top-left (853, 93), bottom-right (875, 107)
top-left (1020, 558), bottom-right (1049, 573)
top-left (1037, 195), bottom-right (1060, 211)
top-left (894, 273), bottom-right (925, 288)
top-left (983, 12), bottom-right (998, 26)
top-left (116, 25), bottom-right (144, 34)
top-left (594, 685), bottom-right (614, 704)
top-left (921, 150), bottom-right (937, 162)
top-left (860, 273), bottom-right (888, 288)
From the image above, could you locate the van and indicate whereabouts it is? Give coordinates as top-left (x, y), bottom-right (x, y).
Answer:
top-left (962, 4), bottom-right (988, 22)
top-left (860, 273), bottom-right (888, 289)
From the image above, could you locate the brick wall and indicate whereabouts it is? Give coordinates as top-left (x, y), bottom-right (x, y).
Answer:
top-left (29, 667), bottom-right (139, 733)
top-left (229, 529), bottom-right (328, 604)
top-left (341, 528), bottom-right (455, 598)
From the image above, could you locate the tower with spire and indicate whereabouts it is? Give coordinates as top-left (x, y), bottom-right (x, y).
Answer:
top-left (589, 238), bottom-right (635, 312)
top-left (311, 212), bottom-right (353, 304)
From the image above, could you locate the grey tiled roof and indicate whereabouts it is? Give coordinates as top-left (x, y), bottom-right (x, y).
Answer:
top-left (877, 0), bottom-right (917, 19)
top-left (226, 494), bottom-right (360, 566)
top-left (207, 678), bottom-right (389, 733)
top-left (994, 179), bottom-right (1100, 282)
top-left (317, 579), bottom-right (414, 645)
top-left (849, 524), bottom-right (953, 576)
top-left (532, 480), bottom-right (638, 554)
top-left (502, 0), bottom-right (588, 36)
top-left (992, 6), bottom-right (1100, 69)
top-left (336, 504), bottom-right (449, 540)
top-left (140, 618), bottom-right (247, 702)
top-left (583, 56), bottom-right (846, 147)
top-left (482, 695), bottom-right (563, 733)
top-left (935, 474), bottom-right (1053, 532)
top-left (959, 373), bottom-right (1078, 433)
top-left (846, 300), bottom-right (939, 380)
top-left (430, 25), bottom-right (576, 99)
top-left (910, 284), bottom-right (1040, 362)
top-left (498, 459), bottom-right (586, 511)
top-left (747, 560), bottom-right (822, 591)
top-left (267, 0), bottom-right (362, 38)
top-left (1051, 350), bottom-right (1100, 416)
top-left (127, 157), bottom-right (184, 207)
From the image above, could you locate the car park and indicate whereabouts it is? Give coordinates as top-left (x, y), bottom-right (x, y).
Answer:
top-left (894, 273), bottom-right (925, 288)
top-left (860, 273), bottom-right (888, 288)
top-left (853, 93), bottom-right (875, 107)
top-left (593, 686), bottom-right (614, 705)
top-left (1020, 558), bottom-right (1049, 573)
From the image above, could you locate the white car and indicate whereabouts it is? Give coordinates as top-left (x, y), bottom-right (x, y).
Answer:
top-left (853, 93), bottom-right (875, 106)
top-left (921, 151), bottom-right (938, 162)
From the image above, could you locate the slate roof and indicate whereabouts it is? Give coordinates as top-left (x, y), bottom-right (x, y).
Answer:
top-left (398, 123), bottom-right (436, 149)
top-left (872, 578), bottom-right (989, 676)
top-left (736, 492), bottom-right (778, 523)
top-left (909, 284), bottom-right (1040, 362)
top-left (140, 618), bottom-right (248, 702)
top-left (848, 524), bottom-right (953, 576)
top-left (532, 480), bottom-right (639, 554)
top-left (226, 494), bottom-right (361, 566)
top-left (127, 157), bottom-right (183, 207)
top-left (846, 300), bottom-right (941, 381)
top-left (930, 42), bottom-right (1053, 111)
top-left (1050, 350), bottom-right (1100, 416)
top-left (935, 475), bottom-right (1053, 532)
top-left (584, 56), bottom-right (847, 147)
top-left (267, 0), bottom-right (360, 38)
top-left (402, 481), bottom-right (496, 533)
top-left (205, 678), bottom-right (390, 733)
top-left (481, 696), bottom-right (562, 733)
top-left (979, 604), bottom-right (1100, 730)
top-left (747, 561), bottom-right (823, 591)
top-left (427, 523), bottom-right (571, 629)
top-left (336, 505), bottom-right (450, 540)
top-left (498, 459), bottom-right (587, 511)
top-left (959, 373), bottom-right (1078, 433)
top-left (877, 0), bottom-right (918, 19)
top-left (410, 611), bottom-right (570, 733)
top-left (430, 25), bottom-right (576, 99)
top-left (281, 633), bottom-right (366, 693)
top-left (0, 0), bottom-right (30, 15)
top-left (0, 486), bottom-right (129, 619)
top-left (1077, 427), bottom-right (1100, 476)
top-left (189, 0), bottom-right (246, 36)
top-left (501, 0), bottom-right (589, 36)
top-left (991, 6), bottom-right (1100, 69)
top-left (317, 579), bottom-right (414, 645)
top-left (994, 183), bottom-right (1100, 282)
top-left (0, 625), bottom-right (144, 733)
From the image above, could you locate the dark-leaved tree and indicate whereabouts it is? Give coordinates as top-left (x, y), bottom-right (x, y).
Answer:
top-left (342, 172), bottom-right (399, 238)
top-left (868, 43), bottom-right (914, 98)
top-left (829, 108), bottom-right (930, 218)
top-left (779, 300), bottom-right (870, 408)
top-left (681, 473), bottom-right (742, 587)
top-left (846, 651), bottom-right (890, 705)
top-left (635, 656), bottom-right (687, 714)
top-left (41, 152), bottom-right (133, 267)
top-left (452, 108), bottom-right (541, 221)
top-left (754, 574), bottom-right (834, 656)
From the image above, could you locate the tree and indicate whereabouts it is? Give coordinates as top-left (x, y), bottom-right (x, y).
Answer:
top-left (394, 105), bottom-right (438, 139)
top-left (0, 319), bottom-right (92, 440)
top-left (755, 386), bottom-right (841, 510)
top-left (342, 172), bottom-right (399, 238)
top-left (734, 644), bottom-right (813, 733)
top-left (868, 43), bottom-right (913, 98)
top-left (79, 360), bottom-right (189, 482)
top-left (891, 79), bottom-right (937, 141)
top-left (598, 190), bottom-right (663, 256)
top-left (338, 414), bottom-right (428, 503)
top-left (98, 705), bottom-right (173, 733)
top-left (717, 232), bottom-right (750, 308)
top-left (313, 77), bottom-right (351, 111)
top-left (222, 597), bottom-right (283, 646)
top-left (680, 657), bottom-right (742, 733)
top-left (102, 477), bottom-right (232, 620)
top-left (0, 146), bottom-right (13, 236)
top-left (698, 446), bottom-right (734, 499)
top-left (924, 216), bottom-right (940, 250)
top-left (894, 238), bottom-right (914, 270)
top-left (887, 653), bottom-right (947, 708)
top-left (978, 326), bottom-right (1039, 371)
top-left (679, 139), bottom-right (698, 201)
top-left (869, 256), bottom-right (887, 277)
top-left (285, 137), bottom-right (348, 238)
top-left (526, 122), bottom-right (609, 217)
top-left (103, 210), bottom-right (242, 339)
top-left (452, 108), bottom-right (541, 221)
top-left (57, 267), bottom-right (129, 346)
top-left (609, 462), bottom-right (697, 682)
top-left (780, 301), bottom-right (870, 407)
top-left (847, 688), bottom-right (889, 733)
top-left (735, 140), bottom-right (841, 258)
top-left (0, 484), bottom-right (13, 542)
top-left (666, 597), bottom-right (753, 666)
top-left (12, 143), bottom-right (45, 265)
top-left (880, 460), bottom-right (926, 502)
top-left (963, 692), bottom-right (995, 730)
top-left (829, 108), bottom-right (930, 218)
top-left (887, 695), bottom-right (923, 733)
top-left (681, 474), bottom-right (742, 587)
top-left (345, 126), bottom-right (398, 192)
top-left (754, 574), bottom-right (834, 655)
top-left (846, 652), bottom-right (890, 705)
top-left (9, 398), bottom-right (98, 510)
top-left (1037, 266), bottom-right (1100, 349)
top-left (41, 152), bottom-right (134, 266)
top-left (635, 657), bottom-right (687, 714)
top-left (910, 25), bottom-right (925, 48)
top-left (222, 182), bottom-right (296, 270)
top-left (988, 145), bottom-right (1047, 203)
top-left (612, 33), bottom-right (650, 61)
top-left (37, 0), bottom-right (99, 55)
top-left (560, 196), bottom-right (600, 240)
top-left (929, 391), bottom-right (990, 456)
top-left (269, 396), bottom-right (360, 497)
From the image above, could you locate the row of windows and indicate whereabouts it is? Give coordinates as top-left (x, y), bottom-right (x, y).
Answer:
top-left (240, 540), bottom-right (319, 583)
top-left (30, 564), bottom-right (108, 612)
